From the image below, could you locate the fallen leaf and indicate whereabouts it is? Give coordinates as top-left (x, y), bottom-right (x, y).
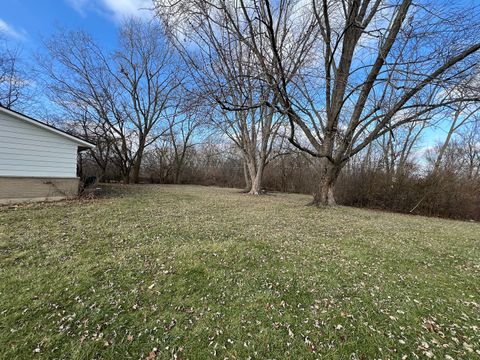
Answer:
top-left (146, 347), bottom-right (158, 360)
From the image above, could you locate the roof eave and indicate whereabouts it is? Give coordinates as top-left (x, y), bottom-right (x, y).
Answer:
top-left (0, 106), bottom-right (96, 149)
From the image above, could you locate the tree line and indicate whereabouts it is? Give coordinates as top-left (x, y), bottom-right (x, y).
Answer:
top-left (1, 0), bottom-right (479, 219)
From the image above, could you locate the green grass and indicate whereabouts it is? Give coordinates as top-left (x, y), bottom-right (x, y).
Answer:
top-left (1, 185), bottom-right (479, 359)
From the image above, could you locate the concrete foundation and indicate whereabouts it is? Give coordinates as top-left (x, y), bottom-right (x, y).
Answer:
top-left (0, 177), bottom-right (79, 205)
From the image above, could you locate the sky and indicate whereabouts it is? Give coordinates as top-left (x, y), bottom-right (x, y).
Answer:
top-left (0, 0), bottom-right (463, 152)
top-left (0, 0), bottom-right (152, 55)
top-left (0, 0), bottom-right (154, 119)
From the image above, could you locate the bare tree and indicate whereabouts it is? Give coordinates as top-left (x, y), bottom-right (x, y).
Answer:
top-left (379, 120), bottom-right (428, 178)
top-left (156, 0), bottom-right (480, 205)
top-left (167, 103), bottom-right (203, 184)
top-left (62, 108), bottom-right (115, 181)
top-left (213, 100), bottom-right (285, 194)
top-left (42, 30), bottom-right (131, 181)
top-left (431, 80), bottom-right (480, 173)
top-left (43, 19), bottom-right (180, 183)
top-left (156, 2), bottom-right (286, 194)
top-left (460, 121), bottom-right (480, 180)
top-left (114, 18), bottom-right (181, 183)
top-left (0, 36), bottom-right (29, 109)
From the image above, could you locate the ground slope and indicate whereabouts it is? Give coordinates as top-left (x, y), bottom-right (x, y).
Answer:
top-left (0, 185), bottom-right (479, 359)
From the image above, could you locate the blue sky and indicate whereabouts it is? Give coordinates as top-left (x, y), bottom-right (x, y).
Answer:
top-left (0, 0), bottom-right (152, 53)
top-left (0, 0), bottom-right (460, 151)
top-left (0, 0), bottom-right (153, 119)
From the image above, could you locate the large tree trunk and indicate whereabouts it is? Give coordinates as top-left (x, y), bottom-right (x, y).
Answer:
top-left (131, 136), bottom-right (147, 184)
top-left (245, 157), bottom-right (265, 195)
top-left (246, 160), bottom-right (258, 194)
top-left (173, 165), bottom-right (181, 184)
top-left (97, 167), bottom-right (106, 183)
top-left (311, 159), bottom-right (342, 206)
top-left (249, 164), bottom-right (264, 195)
top-left (132, 145), bottom-right (145, 184)
top-left (132, 158), bottom-right (141, 184)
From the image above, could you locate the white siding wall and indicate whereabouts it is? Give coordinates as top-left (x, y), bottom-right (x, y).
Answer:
top-left (0, 113), bottom-right (79, 178)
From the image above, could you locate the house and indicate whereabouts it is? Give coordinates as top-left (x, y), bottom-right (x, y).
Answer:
top-left (0, 106), bottom-right (94, 204)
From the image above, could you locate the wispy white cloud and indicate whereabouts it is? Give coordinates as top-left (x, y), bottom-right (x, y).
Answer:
top-left (66, 0), bottom-right (90, 17)
top-left (0, 18), bottom-right (26, 40)
top-left (100, 0), bottom-right (152, 20)
top-left (66, 0), bottom-right (152, 22)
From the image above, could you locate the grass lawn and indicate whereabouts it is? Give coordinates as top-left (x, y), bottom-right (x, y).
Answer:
top-left (1, 185), bottom-right (479, 359)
